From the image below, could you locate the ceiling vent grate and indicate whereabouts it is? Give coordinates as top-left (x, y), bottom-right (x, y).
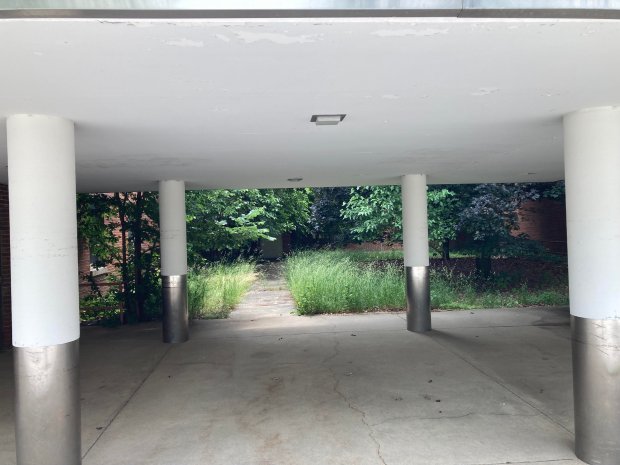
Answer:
top-left (311, 114), bottom-right (346, 125)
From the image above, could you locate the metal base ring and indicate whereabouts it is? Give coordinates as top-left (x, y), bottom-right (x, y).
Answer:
top-left (406, 266), bottom-right (431, 333)
top-left (572, 315), bottom-right (620, 465)
top-left (162, 274), bottom-right (189, 343)
top-left (14, 339), bottom-right (81, 465)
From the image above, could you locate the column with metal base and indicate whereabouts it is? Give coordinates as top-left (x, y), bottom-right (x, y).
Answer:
top-left (402, 174), bottom-right (431, 332)
top-left (159, 180), bottom-right (189, 343)
top-left (7, 115), bottom-right (81, 465)
top-left (564, 106), bottom-right (620, 465)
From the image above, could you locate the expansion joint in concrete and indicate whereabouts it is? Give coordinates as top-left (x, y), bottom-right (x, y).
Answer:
top-left (81, 344), bottom-right (174, 460)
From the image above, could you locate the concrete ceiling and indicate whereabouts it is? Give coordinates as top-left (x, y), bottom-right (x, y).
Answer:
top-left (0, 17), bottom-right (619, 192)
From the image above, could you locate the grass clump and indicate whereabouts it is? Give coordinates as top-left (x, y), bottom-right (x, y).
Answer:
top-left (285, 250), bottom-right (568, 315)
top-left (285, 251), bottom-right (405, 315)
top-left (340, 249), bottom-right (404, 262)
top-left (188, 261), bottom-right (257, 319)
top-left (430, 267), bottom-right (568, 310)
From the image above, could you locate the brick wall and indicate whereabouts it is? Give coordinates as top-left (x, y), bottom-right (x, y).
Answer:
top-left (0, 184), bottom-right (11, 349)
top-left (78, 237), bottom-right (120, 297)
top-left (515, 199), bottom-right (567, 255)
top-left (78, 238), bottom-right (93, 298)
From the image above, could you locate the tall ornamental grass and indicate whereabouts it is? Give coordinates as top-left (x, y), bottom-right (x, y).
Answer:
top-left (188, 262), bottom-right (257, 319)
top-left (429, 267), bottom-right (568, 309)
top-left (285, 251), bottom-right (568, 315)
top-left (285, 251), bottom-right (405, 314)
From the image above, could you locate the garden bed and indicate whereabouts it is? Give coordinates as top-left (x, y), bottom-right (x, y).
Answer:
top-left (285, 250), bottom-right (568, 315)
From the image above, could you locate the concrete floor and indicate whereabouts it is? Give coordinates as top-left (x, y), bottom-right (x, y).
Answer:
top-left (0, 307), bottom-right (584, 465)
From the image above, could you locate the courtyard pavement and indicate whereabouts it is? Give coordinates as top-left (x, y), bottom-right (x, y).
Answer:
top-left (0, 302), bottom-right (583, 464)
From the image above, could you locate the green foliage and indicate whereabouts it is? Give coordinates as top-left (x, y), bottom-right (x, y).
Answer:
top-left (429, 267), bottom-right (568, 309)
top-left (337, 249), bottom-right (403, 262)
top-left (264, 188), bottom-right (312, 235)
top-left (187, 262), bottom-right (257, 319)
top-left (186, 188), bottom-right (311, 265)
top-left (285, 250), bottom-right (568, 314)
top-left (340, 185), bottom-right (465, 257)
top-left (76, 193), bottom-right (118, 269)
top-left (77, 192), bottom-right (161, 323)
top-left (309, 187), bottom-right (355, 245)
top-left (427, 188), bottom-right (463, 257)
top-left (78, 188), bottom-right (311, 324)
top-left (285, 251), bottom-right (404, 314)
top-left (80, 292), bottom-right (123, 327)
top-left (339, 183), bottom-right (557, 270)
top-left (111, 192), bottom-right (161, 322)
top-left (539, 180), bottom-right (565, 200)
top-left (457, 184), bottom-right (541, 275)
top-left (341, 186), bottom-right (402, 242)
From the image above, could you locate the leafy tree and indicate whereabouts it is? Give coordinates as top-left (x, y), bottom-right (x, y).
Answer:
top-left (457, 183), bottom-right (540, 277)
top-left (427, 188), bottom-right (462, 259)
top-left (309, 187), bottom-right (354, 245)
top-left (77, 192), bottom-right (160, 323)
top-left (341, 186), bottom-right (402, 243)
top-left (186, 188), bottom-right (311, 266)
top-left (340, 183), bottom-right (546, 271)
top-left (260, 188), bottom-right (312, 236)
top-left (539, 180), bottom-right (565, 200)
top-left (76, 193), bottom-right (118, 270)
top-left (341, 185), bottom-right (463, 257)
top-left (111, 192), bottom-right (160, 322)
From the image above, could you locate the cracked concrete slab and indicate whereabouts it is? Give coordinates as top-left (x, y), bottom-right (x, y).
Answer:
top-left (0, 307), bottom-right (584, 465)
top-left (430, 323), bottom-right (574, 432)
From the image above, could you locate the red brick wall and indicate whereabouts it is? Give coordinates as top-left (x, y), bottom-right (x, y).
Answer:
top-left (515, 199), bottom-right (567, 255)
top-left (0, 184), bottom-right (11, 349)
top-left (78, 238), bottom-right (93, 297)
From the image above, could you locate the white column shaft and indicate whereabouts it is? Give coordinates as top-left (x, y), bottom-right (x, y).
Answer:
top-left (401, 174), bottom-right (429, 267)
top-left (159, 180), bottom-right (187, 276)
top-left (7, 114), bottom-right (79, 348)
top-left (564, 106), bottom-right (620, 319)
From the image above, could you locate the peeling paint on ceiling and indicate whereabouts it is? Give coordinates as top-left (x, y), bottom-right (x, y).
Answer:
top-left (0, 17), bottom-right (618, 192)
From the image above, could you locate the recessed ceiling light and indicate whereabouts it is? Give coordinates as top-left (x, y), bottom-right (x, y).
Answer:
top-left (287, 177), bottom-right (303, 182)
top-left (311, 114), bottom-right (346, 126)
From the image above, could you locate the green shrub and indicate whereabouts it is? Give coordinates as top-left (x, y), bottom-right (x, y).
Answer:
top-left (188, 262), bottom-right (257, 319)
top-left (80, 292), bottom-right (123, 327)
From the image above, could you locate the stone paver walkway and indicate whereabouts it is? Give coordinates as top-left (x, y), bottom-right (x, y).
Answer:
top-left (229, 262), bottom-right (296, 320)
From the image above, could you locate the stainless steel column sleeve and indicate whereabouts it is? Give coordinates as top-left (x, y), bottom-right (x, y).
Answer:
top-left (572, 316), bottom-right (620, 465)
top-left (14, 340), bottom-right (81, 465)
top-left (162, 274), bottom-right (189, 343)
top-left (406, 266), bottom-right (431, 332)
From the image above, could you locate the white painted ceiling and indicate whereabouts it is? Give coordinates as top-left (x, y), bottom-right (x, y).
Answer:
top-left (0, 17), bottom-right (619, 192)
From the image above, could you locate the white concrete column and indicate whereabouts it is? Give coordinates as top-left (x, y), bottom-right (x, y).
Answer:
top-left (159, 180), bottom-right (189, 343)
top-left (7, 114), bottom-right (81, 465)
top-left (564, 106), bottom-right (620, 465)
top-left (401, 174), bottom-right (431, 332)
